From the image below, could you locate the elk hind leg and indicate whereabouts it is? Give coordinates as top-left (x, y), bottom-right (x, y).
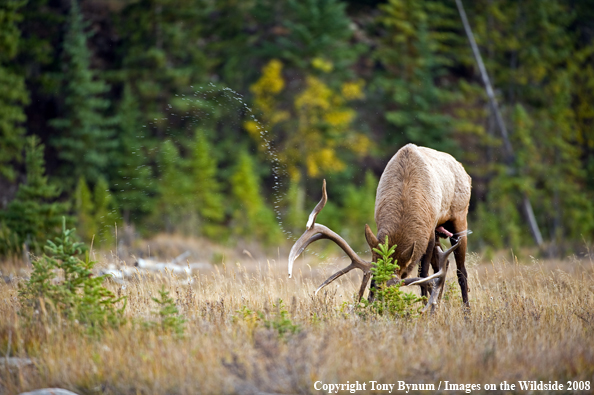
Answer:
top-left (451, 220), bottom-right (470, 309)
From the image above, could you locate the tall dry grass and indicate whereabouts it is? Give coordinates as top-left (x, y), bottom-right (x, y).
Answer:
top-left (1, 251), bottom-right (593, 394)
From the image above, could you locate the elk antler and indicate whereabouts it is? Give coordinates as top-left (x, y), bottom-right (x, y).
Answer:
top-left (399, 239), bottom-right (461, 314)
top-left (288, 180), bottom-right (372, 300)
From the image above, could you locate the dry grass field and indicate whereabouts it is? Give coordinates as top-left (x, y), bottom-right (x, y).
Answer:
top-left (1, 244), bottom-right (594, 394)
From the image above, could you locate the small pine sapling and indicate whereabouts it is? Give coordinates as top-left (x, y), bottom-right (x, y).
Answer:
top-left (147, 286), bottom-right (186, 336)
top-left (359, 236), bottom-right (425, 318)
top-left (264, 299), bottom-right (300, 338)
top-left (19, 218), bottom-right (126, 332)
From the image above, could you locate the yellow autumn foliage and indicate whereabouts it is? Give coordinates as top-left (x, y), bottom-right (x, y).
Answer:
top-left (324, 109), bottom-right (355, 127)
top-left (246, 60), bottom-right (371, 180)
top-left (243, 120), bottom-right (261, 141)
top-left (244, 59), bottom-right (289, 142)
top-left (348, 134), bottom-right (372, 156)
top-left (341, 80), bottom-right (365, 100)
top-left (295, 76), bottom-right (332, 112)
top-left (250, 59), bottom-right (285, 96)
top-left (306, 148), bottom-right (345, 178)
top-left (311, 57), bottom-right (334, 73)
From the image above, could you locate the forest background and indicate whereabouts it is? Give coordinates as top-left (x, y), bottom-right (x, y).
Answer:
top-left (1, 0), bottom-right (593, 261)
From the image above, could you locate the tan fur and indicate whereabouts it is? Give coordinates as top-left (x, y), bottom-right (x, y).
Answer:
top-left (372, 144), bottom-right (471, 278)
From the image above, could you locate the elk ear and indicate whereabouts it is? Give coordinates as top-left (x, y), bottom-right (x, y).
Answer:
top-left (365, 224), bottom-right (379, 249)
top-left (401, 241), bottom-right (417, 264)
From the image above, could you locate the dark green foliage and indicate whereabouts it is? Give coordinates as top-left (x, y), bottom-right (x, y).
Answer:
top-left (464, 0), bottom-right (594, 250)
top-left (1, 0), bottom-right (593, 253)
top-left (0, 0), bottom-right (29, 182)
top-left (109, 84), bottom-right (156, 224)
top-left (2, 136), bottom-right (68, 254)
top-left (374, 0), bottom-right (459, 154)
top-left (49, 0), bottom-right (115, 189)
top-left (200, 0), bottom-right (258, 88)
top-left (18, 219), bottom-right (126, 332)
top-left (117, 0), bottom-right (210, 128)
top-left (358, 236), bottom-right (425, 318)
top-left (255, 0), bottom-right (360, 73)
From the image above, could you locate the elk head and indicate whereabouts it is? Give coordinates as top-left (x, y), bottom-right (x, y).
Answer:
top-left (288, 180), bottom-right (461, 313)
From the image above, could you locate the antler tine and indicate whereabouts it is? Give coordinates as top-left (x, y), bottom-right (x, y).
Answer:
top-left (436, 239), bottom-right (462, 261)
top-left (315, 260), bottom-right (372, 301)
top-left (288, 181), bottom-right (328, 278)
top-left (403, 238), bottom-right (461, 314)
top-left (407, 239), bottom-right (461, 287)
top-left (306, 179), bottom-right (327, 230)
top-left (288, 233), bottom-right (328, 278)
top-left (358, 272), bottom-right (372, 301)
top-left (315, 262), bottom-right (360, 296)
top-left (288, 181), bottom-right (371, 298)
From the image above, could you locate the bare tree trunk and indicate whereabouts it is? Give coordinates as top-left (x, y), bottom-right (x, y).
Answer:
top-left (455, 0), bottom-right (544, 247)
top-left (23, 242), bottom-right (30, 266)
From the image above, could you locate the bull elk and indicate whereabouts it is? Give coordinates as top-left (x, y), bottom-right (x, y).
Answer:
top-left (288, 144), bottom-right (472, 313)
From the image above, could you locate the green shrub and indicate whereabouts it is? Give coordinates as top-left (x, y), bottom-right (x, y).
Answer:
top-left (145, 287), bottom-right (186, 336)
top-left (264, 299), bottom-right (300, 338)
top-left (18, 218), bottom-right (126, 333)
top-left (235, 300), bottom-right (299, 339)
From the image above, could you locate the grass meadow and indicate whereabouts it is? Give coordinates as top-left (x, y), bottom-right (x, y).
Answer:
top-left (1, 241), bottom-right (594, 394)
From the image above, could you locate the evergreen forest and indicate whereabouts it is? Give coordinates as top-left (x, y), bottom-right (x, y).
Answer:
top-left (1, 0), bottom-right (594, 259)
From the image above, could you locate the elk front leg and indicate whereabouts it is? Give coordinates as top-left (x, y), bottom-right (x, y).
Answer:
top-left (418, 236), bottom-right (436, 298)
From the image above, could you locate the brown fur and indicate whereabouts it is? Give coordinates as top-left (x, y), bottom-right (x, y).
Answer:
top-left (368, 144), bottom-right (471, 283)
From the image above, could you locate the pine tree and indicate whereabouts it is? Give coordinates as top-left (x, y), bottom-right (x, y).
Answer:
top-left (153, 140), bottom-right (190, 233)
top-left (93, 176), bottom-right (121, 248)
top-left (2, 136), bottom-right (69, 253)
top-left (201, 0), bottom-right (259, 88)
top-left (571, 45), bottom-right (594, 195)
top-left (189, 130), bottom-right (224, 238)
top-left (464, 0), bottom-right (594, 249)
top-left (110, 84), bottom-right (155, 224)
top-left (49, 0), bottom-right (115, 189)
top-left (74, 175), bottom-right (121, 248)
top-left (375, 0), bottom-right (459, 154)
top-left (74, 176), bottom-right (95, 245)
top-left (0, 0), bottom-right (29, 182)
top-left (230, 151), bottom-right (280, 245)
top-left (117, 0), bottom-right (209, 136)
top-left (253, 0), bottom-right (360, 73)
